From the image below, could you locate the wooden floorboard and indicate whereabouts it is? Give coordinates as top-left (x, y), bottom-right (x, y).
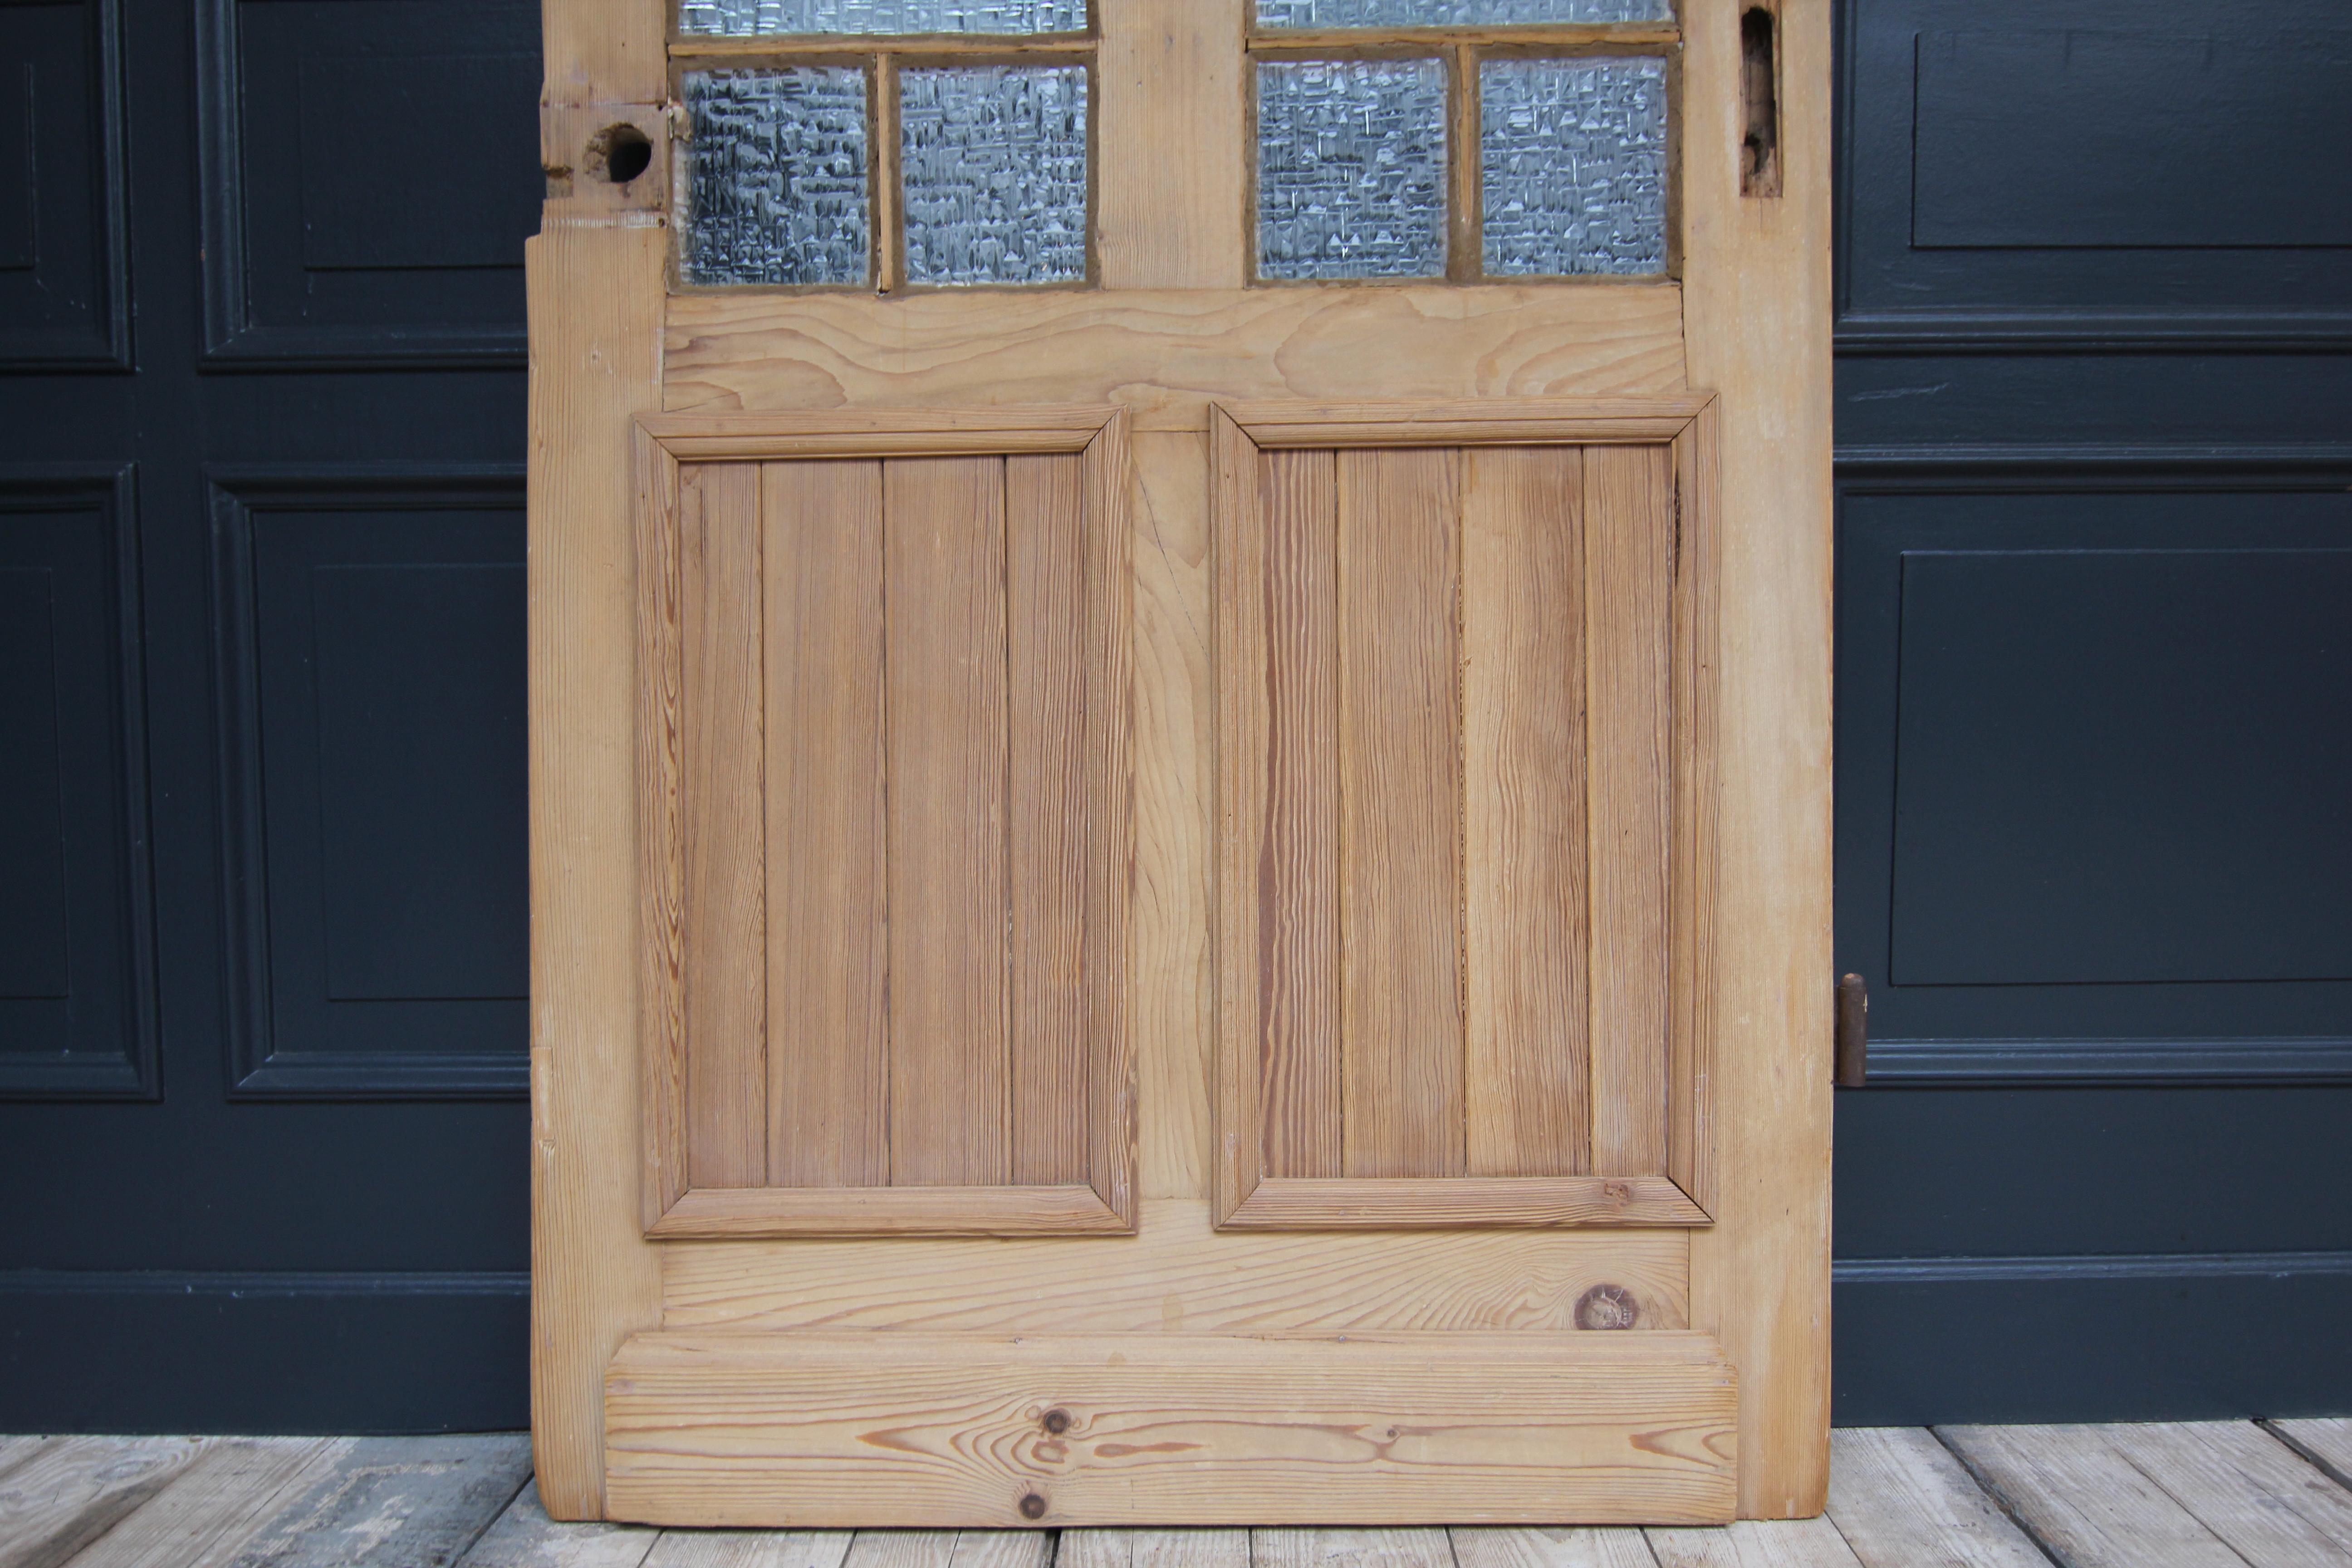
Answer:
top-left (16, 1422), bottom-right (2352, 1568)
top-left (1646, 1518), bottom-right (1862, 1568)
top-left (195, 1434), bottom-right (534, 1568)
top-left (1453, 1525), bottom-right (1659, 1567)
top-left (0, 1435), bottom-right (209, 1568)
top-left (2273, 1419), bottom-right (2352, 1495)
top-left (1938, 1423), bottom-right (2245, 1568)
top-left (1823, 1428), bottom-right (2045, 1568)
top-left (460, 1479), bottom-right (660, 1568)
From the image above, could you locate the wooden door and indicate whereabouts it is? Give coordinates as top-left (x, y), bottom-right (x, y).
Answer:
top-left (530, 0), bottom-right (1831, 1528)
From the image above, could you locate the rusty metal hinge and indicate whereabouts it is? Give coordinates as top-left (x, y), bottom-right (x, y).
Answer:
top-left (1835, 972), bottom-right (1868, 1088)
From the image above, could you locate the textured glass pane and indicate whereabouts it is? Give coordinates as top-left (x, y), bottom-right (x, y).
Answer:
top-left (1480, 55), bottom-right (1667, 276)
top-left (682, 68), bottom-right (870, 286)
top-left (1256, 58), bottom-right (1446, 280)
top-left (680, 0), bottom-right (1085, 37)
top-left (900, 66), bottom-right (1088, 286)
top-left (1257, 0), bottom-right (1669, 26)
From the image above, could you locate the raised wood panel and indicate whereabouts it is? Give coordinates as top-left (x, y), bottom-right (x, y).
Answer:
top-left (604, 1332), bottom-right (1738, 1527)
top-left (1339, 448), bottom-right (1466, 1181)
top-left (1584, 445), bottom-right (1675, 1179)
top-left (679, 463), bottom-right (766, 1190)
top-left (1009, 454), bottom-right (1091, 1188)
top-left (763, 461), bottom-right (887, 1189)
top-left (1214, 402), bottom-right (1716, 1229)
top-left (1461, 446), bottom-right (1590, 1177)
top-left (1259, 449), bottom-right (1341, 1181)
top-left (885, 456), bottom-right (1012, 1189)
top-left (637, 413), bottom-right (1134, 1236)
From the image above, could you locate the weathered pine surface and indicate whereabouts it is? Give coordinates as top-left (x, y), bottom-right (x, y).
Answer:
top-left (5, 1423), bottom-right (2352, 1568)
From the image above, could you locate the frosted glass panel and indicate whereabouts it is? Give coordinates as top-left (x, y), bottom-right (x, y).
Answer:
top-left (1257, 58), bottom-right (1446, 280)
top-left (680, 0), bottom-right (1086, 36)
top-left (682, 68), bottom-right (870, 287)
top-left (1481, 56), bottom-right (1667, 276)
top-left (1257, 0), bottom-right (1669, 25)
top-left (900, 66), bottom-right (1089, 285)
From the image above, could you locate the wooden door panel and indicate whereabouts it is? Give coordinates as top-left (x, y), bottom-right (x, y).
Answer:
top-left (1339, 447), bottom-right (1467, 1181)
top-left (1462, 445), bottom-right (1592, 1177)
top-left (1215, 402), bottom-right (1717, 1230)
top-left (605, 1331), bottom-right (1737, 1528)
top-left (762, 459), bottom-right (887, 1189)
top-left (638, 411), bottom-right (1134, 1236)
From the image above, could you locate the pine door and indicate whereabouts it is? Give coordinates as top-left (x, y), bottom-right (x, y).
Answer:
top-left (529, 0), bottom-right (1832, 1528)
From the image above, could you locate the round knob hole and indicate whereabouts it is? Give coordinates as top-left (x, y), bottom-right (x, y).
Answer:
top-left (591, 123), bottom-right (653, 185)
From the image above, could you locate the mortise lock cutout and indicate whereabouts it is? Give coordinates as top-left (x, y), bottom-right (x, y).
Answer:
top-left (1739, 5), bottom-right (1782, 198)
top-left (589, 122), bottom-right (654, 185)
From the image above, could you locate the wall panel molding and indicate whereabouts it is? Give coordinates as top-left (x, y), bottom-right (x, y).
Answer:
top-left (1835, 446), bottom-right (2352, 1087)
top-left (0, 0), bottom-right (131, 368)
top-left (0, 463), bottom-right (157, 1099)
top-left (1834, 0), bottom-right (2352, 353)
top-left (194, 0), bottom-right (537, 368)
top-left (210, 464), bottom-right (528, 1099)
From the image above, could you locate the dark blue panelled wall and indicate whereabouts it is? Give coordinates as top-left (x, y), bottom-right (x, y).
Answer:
top-left (1832, 0), bottom-right (2352, 1420)
top-left (0, 0), bottom-right (537, 1429)
top-left (1, 0), bottom-right (2346, 1430)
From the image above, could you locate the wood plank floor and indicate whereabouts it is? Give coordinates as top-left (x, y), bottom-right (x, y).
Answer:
top-left (4, 1422), bottom-right (2351, 1568)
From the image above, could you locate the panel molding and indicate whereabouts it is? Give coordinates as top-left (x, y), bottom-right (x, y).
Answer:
top-left (0, 0), bottom-right (130, 368)
top-left (1859, 1035), bottom-right (2352, 1087)
top-left (209, 463), bottom-right (528, 1100)
top-left (193, 0), bottom-right (527, 368)
top-left (0, 462), bottom-right (156, 1098)
top-left (635, 408), bottom-right (1135, 1237)
top-left (1836, 443), bottom-right (2352, 1086)
top-left (1833, 5), bottom-right (2352, 353)
top-left (1211, 397), bottom-right (1720, 1228)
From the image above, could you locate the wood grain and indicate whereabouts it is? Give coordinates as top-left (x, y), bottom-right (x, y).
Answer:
top-left (529, 217), bottom-right (669, 1519)
top-left (1098, 0), bottom-right (1245, 289)
top-left (62, 1439), bottom-right (343, 1568)
top-left (1257, 448), bottom-right (1341, 1180)
top-left (2102, 1421), bottom-right (2352, 1566)
top-left (1451, 1526), bottom-right (1659, 1568)
top-left (604, 1333), bottom-right (1738, 1527)
top-left (1211, 409), bottom-right (1269, 1222)
top-left (1008, 453), bottom-right (1091, 1186)
top-left (1646, 1519), bottom-right (1860, 1567)
top-left (635, 424), bottom-right (689, 1227)
top-left (1462, 445), bottom-right (1590, 1178)
top-left (1679, 0), bottom-right (1838, 1517)
top-left (885, 457), bottom-right (1011, 1187)
top-left (1220, 1176), bottom-right (1707, 1230)
top-left (1254, 1531), bottom-right (1454, 1568)
top-left (1129, 431), bottom-right (1211, 1203)
top-left (207, 1436), bottom-right (534, 1568)
top-left (1666, 407), bottom-right (1721, 1212)
top-left (663, 288), bottom-right (1689, 429)
top-left (763, 460), bottom-right (888, 1189)
top-left (1582, 444), bottom-right (1674, 1178)
top-left (1938, 1424), bottom-right (2244, 1568)
top-left (661, 1198), bottom-right (1689, 1333)
top-left (643, 1529), bottom-right (852, 1568)
top-left (2270, 1418), bottom-right (2352, 1493)
top-left (648, 1183), bottom-right (1126, 1239)
top-left (1823, 1428), bottom-right (2045, 1568)
top-left (838, 1534), bottom-right (1047, 1568)
top-left (462, 1479), bottom-right (662, 1568)
top-left (680, 462), bottom-right (769, 1190)
top-left (1058, 1532), bottom-right (1250, 1568)
top-left (1338, 448), bottom-right (1466, 1180)
top-left (0, 1436), bottom-right (209, 1568)
top-left (1080, 416), bottom-right (1139, 1226)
